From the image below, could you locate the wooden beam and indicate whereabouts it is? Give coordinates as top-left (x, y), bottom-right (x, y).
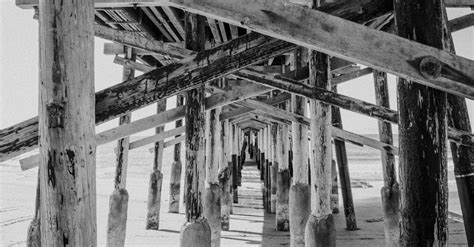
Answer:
top-left (114, 55), bottom-right (155, 72)
top-left (95, 24), bottom-right (191, 59)
top-left (444, 0), bottom-right (474, 7)
top-left (104, 43), bottom-right (158, 55)
top-left (170, 0), bottom-right (474, 99)
top-left (207, 17), bottom-right (223, 44)
top-left (16, 0), bottom-right (170, 9)
top-left (141, 7), bottom-right (174, 41)
top-left (161, 7), bottom-right (185, 40)
top-left (149, 7), bottom-right (181, 41)
top-left (0, 31), bottom-right (291, 162)
top-left (449, 13), bottom-right (474, 32)
top-left (168, 95), bottom-right (184, 213)
top-left (164, 134), bottom-right (185, 149)
top-left (219, 93), bottom-right (291, 121)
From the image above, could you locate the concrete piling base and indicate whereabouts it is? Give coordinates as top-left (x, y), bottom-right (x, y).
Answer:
top-left (106, 188), bottom-right (129, 247)
top-left (305, 214), bottom-right (336, 247)
top-left (204, 184), bottom-right (221, 247)
top-left (289, 184), bottom-right (311, 247)
top-left (381, 184), bottom-right (400, 247)
top-left (180, 218), bottom-right (212, 247)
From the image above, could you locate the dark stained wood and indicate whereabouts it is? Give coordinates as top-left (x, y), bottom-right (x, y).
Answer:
top-left (395, 0), bottom-right (449, 244)
top-left (169, 95), bottom-right (184, 213)
top-left (38, 0), bottom-right (96, 245)
top-left (331, 86), bottom-right (358, 231)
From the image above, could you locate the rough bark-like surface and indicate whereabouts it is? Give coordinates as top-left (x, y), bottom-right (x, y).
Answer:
top-left (180, 218), bottom-right (212, 247)
top-left (373, 70), bottom-right (399, 246)
top-left (27, 172), bottom-right (41, 247)
top-left (169, 95), bottom-right (184, 213)
top-left (290, 184), bottom-right (311, 247)
top-left (305, 214), bottom-right (336, 247)
top-left (331, 90), bottom-right (357, 230)
top-left (395, 0), bottom-right (449, 245)
top-left (219, 167), bottom-right (231, 231)
top-left (270, 124), bottom-right (278, 214)
top-left (232, 154), bottom-right (238, 203)
top-left (276, 169), bottom-right (290, 231)
top-left (38, 0), bottom-right (96, 245)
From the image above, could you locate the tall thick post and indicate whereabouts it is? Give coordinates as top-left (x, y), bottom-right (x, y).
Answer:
top-left (395, 0), bottom-right (449, 245)
top-left (305, 51), bottom-right (335, 246)
top-left (289, 49), bottom-right (311, 247)
top-left (38, 0), bottom-right (96, 245)
top-left (204, 107), bottom-right (222, 247)
top-left (331, 89), bottom-right (357, 230)
top-left (106, 46), bottom-right (135, 246)
top-left (270, 124), bottom-right (278, 214)
top-left (27, 170), bottom-right (41, 247)
top-left (180, 12), bottom-right (211, 247)
top-left (220, 116), bottom-right (232, 231)
top-left (373, 71), bottom-right (399, 246)
top-left (276, 121), bottom-right (290, 231)
top-left (169, 95), bottom-right (184, 213)
top-left (330, 160), bottom-right (339, 214)
top-left (146, 99), bottom-right (167, 230)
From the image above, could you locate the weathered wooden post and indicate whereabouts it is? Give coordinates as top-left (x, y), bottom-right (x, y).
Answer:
top-left (330, 160), bottom-right (339, 214)
top-left (146, 99), bottom-right (167, 230)
top-left (331, 89), bottom-right (357, 230)
top-left (305, 51), bottom-right (336, 246)
top-left (394, 0), bottom-right (449, 245)
top-left (266, 126), bottom-right (272, 212)
top-left (204, 107), bottom-right (222, 247)
top-left (220, 117), bottom-right (232, 231)
top-left (169, 95), bottom-right (185, 213)
top-left (180, 12), bottom-right (211, 247)
top-left (270, 124), bottom-right (278, 214)
top-left (38, 0), bottom-right (96, 245)
top-left (261, 126), bottom-right (268, 209)
top-left (106, 46), bottom-right (135, 246)
top-left (232, 124), bottom-right (239, 203)
top-left (373, 70), bottom-right (399, 246)
top-left (276, 121), bottom-right (290, 231)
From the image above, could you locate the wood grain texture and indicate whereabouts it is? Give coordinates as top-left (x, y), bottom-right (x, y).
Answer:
top-left (38, 0), bottom-right (96, 245)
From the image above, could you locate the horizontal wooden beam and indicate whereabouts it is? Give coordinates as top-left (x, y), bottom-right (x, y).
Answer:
top-left (19, 106), bottom-right (186, 170)
top-left (128, 126), bottom-right (185, 150)
top-left (114, 55), bottom-right (155, 72)
top-left (236, 69), bottom-right (473, 148)
top-left (444, 0), bottom-right (474, 7)
top-left (148, 135), bottom-right (187, 153)
top-left (95, 24), bottom-right (191, 60)
top-left (16, 0), bottom-right (170, 9)
top-left (171, 0), bottom-right (474, 99)
top-left (449, 13), bottom-right (474, 32)
top-left (220, 93), bottom-right (291, 121)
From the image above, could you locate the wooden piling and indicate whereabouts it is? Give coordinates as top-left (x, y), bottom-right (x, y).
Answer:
top-left (270, 124), bottom-right (278, 214)
top-left (26, 170), bottom-right (40, 247)
top-left (305, 51), bottom-right (336, 246)
top-left (107, 46), bottom-right (135, 246)
top-left (395, 0), bottom-right (449, 244)
top-left (330, 160), bottom-right (339, 214)
top-left (204, 107), bottom-right (222, 247)
top-left (169, 95), bottom-right (184, 213)
top-left (373, 70), bottom-right (399, 246)
top-left (276, 122), bottom-right (290, 231)
top-left (331, 88), bottom-right (358, 230)
top-left (146, 99), bottom-right (167, 230)
top-left (180, 12), bottom-right (211, 247)
top-left (232, 124), bottom-right (239, 204)
top-left (220, 117), bottom-right (232, 231)
top-left (38, 0), bottom-right (96, 245)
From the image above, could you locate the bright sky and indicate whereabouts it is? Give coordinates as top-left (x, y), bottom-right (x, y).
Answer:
top-left (0, 1), bottom-right (473, 135)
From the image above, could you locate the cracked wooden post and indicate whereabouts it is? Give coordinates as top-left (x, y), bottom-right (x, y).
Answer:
top-left (38, 0), bottom-right (96, 245)
top-left (180, 12), bottom-right (211, 247)
top-left (276, 118), bottom-right (290, 231)
top-left (220, 115), bottom-right (231, 231)
top-left (270, 123), bottom-right (278, 214)
top-left (331, 88), bottom-right (357, 230)
top-left (106, 46), bottom-right (135, 246)
top-left (305, 51), bottom-right (336, 246)
top-left (204, 106), bottom-right (222, 247)
top-left (169, 95), bottom-right (184, 213)
top-left (146, 99), bottom-right (167, 230)
top-left (373, 70), bottom-right (399, 246)
top-left (395, 0), bottom-right (449, 245)
top-left (232, 124), bottom-right (239, 203)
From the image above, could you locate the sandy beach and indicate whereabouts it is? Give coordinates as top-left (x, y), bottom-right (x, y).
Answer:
top-left (0, 138), bottom-right (467, 246)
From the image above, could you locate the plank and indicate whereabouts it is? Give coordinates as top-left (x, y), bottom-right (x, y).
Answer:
top-left (449, 13), bottom-right (474, 32)
top-left (161, 6), bottom-right (185, 39)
